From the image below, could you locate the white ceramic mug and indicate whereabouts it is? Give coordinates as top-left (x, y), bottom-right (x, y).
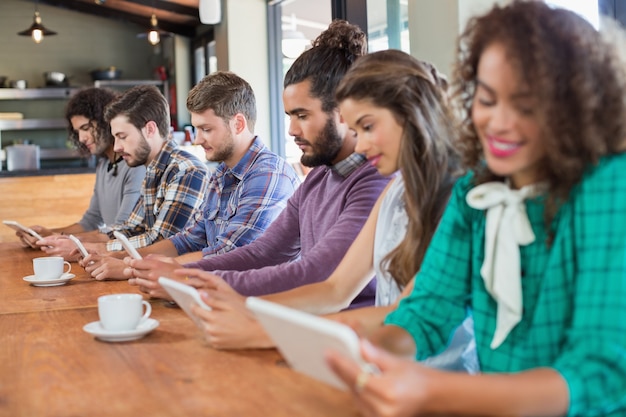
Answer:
top-left (98, 294), bottom-right (152, 332)
top-left (33, 256), bottom-right (71, 280)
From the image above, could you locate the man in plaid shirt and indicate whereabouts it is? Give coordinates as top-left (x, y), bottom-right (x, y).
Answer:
top-left (81, 72), bottom-right (299, 280)
top-left (80, 85), bottom-right (209, 256)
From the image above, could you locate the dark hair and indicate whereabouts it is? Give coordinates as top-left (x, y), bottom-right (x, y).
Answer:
top-left (104, 85), bottom-right (170, 138)
top-left (453, 0), bottom-right (626, 229)
top-left (284, 19), bottom-right (367, 112)
top-left (186, 71), bottom-right (257, 132)
top-left (65, 87), bottom-right (118, 156)
top-left (336, 50), bottom-right (461, 287)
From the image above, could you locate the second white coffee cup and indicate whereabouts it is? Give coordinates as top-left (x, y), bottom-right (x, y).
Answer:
top-left (33, 256), bottom-right (71, 280)
top-left (98, 294), bottom-right (152, 331)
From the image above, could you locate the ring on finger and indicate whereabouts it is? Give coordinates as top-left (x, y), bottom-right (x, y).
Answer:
top-left (354, 364), bottom-right (378, 392)
top-left (355, 370), bottom-right (370, 392)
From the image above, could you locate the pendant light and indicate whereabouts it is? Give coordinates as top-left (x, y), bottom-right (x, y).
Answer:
top-left (137, 12), bottom-right (171, 45)
top-left (17, 0), bottom-right (57, 44)
top-left (281, 14), bottom-right (309, 59)
top-left (148, 13), bottom-right (160, 45)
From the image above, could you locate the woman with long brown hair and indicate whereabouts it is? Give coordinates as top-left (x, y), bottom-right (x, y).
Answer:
top-left (184, 50), bottom-right (475, 373)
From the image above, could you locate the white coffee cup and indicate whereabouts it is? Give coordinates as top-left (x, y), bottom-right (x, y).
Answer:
top-left (98, 294), bottom-right (152, 331)
top-left (33, 256), bottom-right (71, 280)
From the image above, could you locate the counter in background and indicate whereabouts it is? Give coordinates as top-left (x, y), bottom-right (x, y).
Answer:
top-left (0, 166), bottom-right (96, 178)
top-left (0, 172), bottom-right (95, 242)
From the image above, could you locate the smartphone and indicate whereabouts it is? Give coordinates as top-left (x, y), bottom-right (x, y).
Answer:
top-left (246, 297), bottom-right (379, 390)
top-left (112, 231), bottom-right (142, 259)
top-left (68, 234), bottom-right (89, 258)
top-left (3, 220), bottom-right (44, 241)
top-left (158, 277), bottom-right (211, 330)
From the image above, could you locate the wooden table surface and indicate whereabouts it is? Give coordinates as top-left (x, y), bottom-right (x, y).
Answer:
top-left (0, 242), bottom-right (359, 417)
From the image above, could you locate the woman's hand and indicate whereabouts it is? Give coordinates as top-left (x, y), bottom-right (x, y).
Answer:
top-left (326, 339), bottom-right (437, 417)
top-left (183, 270), bottom-right (275, 350)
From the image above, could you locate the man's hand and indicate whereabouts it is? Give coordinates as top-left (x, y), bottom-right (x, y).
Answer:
top-left (36, 235), bottom-right (82, 261)
top-left (127, 255), bottom-right (184, 299)
top-left (81, 254), bottom-right (129, 281)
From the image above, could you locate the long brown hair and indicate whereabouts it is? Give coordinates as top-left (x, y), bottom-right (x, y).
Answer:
top-left (453, 0), bottom-right (626, 230)
top-left (336, 50), bottom-right (461, 288)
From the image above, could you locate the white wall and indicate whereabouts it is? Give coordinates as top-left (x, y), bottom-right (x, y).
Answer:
top-left (214, 0), bottom-right (270, 144)
top-left (408, 0), bottom-right (510, 77)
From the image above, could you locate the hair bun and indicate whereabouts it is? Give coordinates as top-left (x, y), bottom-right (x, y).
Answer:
top-left (312, 19), bottom-right (367, 57)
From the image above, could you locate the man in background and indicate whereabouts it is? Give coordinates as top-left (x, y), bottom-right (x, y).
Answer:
top-left (129, 20), bottom-right (389, 308)
top-left (81, 71), bottom-right (300, 280)
top-left (39, 85), bottom-right (210, 255)
top-left (18, 87), bottom-right (145, 260)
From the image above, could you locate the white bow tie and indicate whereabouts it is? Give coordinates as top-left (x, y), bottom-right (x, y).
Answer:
top-left (466, 181), bottom-right (542, 349)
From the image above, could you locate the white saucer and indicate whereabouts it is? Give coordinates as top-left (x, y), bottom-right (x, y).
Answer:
top-left (83, 318), bottom-right (160, 342)
top-left (23, 273), bottom-right (75, 287)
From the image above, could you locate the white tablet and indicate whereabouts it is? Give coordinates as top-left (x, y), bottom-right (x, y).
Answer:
top-left (68, 234), bottom-right (89, 258)
top-left (112, 231), bottom-right (142, 259)
top-left (246, 297), bottom-right (375, 390)
top-left (158, 277), bottom-right (211, 330)
top-left (3, 220), bottom-right (44, 241)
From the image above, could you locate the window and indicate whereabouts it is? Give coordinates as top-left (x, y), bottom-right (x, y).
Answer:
top-left (366, 0), bottom-right (410, 52)
top-left (545, 0), bottom-right (599, 29)
top-left (192, 29), bottom-right (217, 86)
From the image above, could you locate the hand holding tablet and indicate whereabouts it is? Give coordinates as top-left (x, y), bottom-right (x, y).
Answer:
top-left (246, 297), bottom-right (379, 390)
top-left (158, 277), bottom-right (211, 329)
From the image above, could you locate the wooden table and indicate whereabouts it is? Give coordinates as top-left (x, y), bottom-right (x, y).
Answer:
top-left (0, 242), bottom-right (359, 417)
top-left (0, 173), bottom-right (95, 243)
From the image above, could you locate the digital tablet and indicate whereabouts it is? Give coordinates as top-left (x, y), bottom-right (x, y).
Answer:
top-left (68, 234), bottom-right (89, 258)
top-left (3, 220), bottom-right (44, 241)
top-left (158, 277), bottom-right (211, 330)
top-left (112, 231), bottom-right (142, 259)
top-left (246, 297), bottom-right (376, 390)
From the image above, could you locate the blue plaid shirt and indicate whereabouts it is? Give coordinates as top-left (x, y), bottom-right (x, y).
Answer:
top-left (107, 141), bottom-right (209, 251)
top-left (170, 137), bottom-right (300, 257)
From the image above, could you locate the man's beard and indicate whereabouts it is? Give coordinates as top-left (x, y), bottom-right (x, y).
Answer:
top-left (206, 130), bottom-right (235, 163)
top-left (127, 134), bottom-right (152, 167)
top-left (299, 116), bottom-right (343, 167)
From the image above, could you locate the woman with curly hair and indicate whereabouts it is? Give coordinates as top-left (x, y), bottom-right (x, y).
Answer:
top-left (327, 1), bottom-right (626, 416)
top-left (19, 87), bottom-right (145, 260)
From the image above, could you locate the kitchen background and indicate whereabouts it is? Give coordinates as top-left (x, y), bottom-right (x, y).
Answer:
top-left (0, 0), bottom-right (184, 171)
top-left (0, 0), bottom-right (619, 173)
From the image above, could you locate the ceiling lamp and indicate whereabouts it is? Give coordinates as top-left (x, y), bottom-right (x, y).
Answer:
top-left (281, 29), bottom-right (309, 59)
top-left (281, 14), bottom-right (309, 59)
top-left (137, 13), bottom-right (171, 46)
top-left (17, 1), bottom-right (57, 44)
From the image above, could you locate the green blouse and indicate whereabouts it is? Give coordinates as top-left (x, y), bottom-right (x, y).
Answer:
top-left (386, 155), bottom-right (626, 416)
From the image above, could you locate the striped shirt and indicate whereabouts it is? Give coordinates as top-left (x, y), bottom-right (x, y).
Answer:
top-left (386, 154), bottom-right (626, 416)
top-left (169, 137), bottom-right (300, 256)
top-left (107, 141), bottom-right (209, 251)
